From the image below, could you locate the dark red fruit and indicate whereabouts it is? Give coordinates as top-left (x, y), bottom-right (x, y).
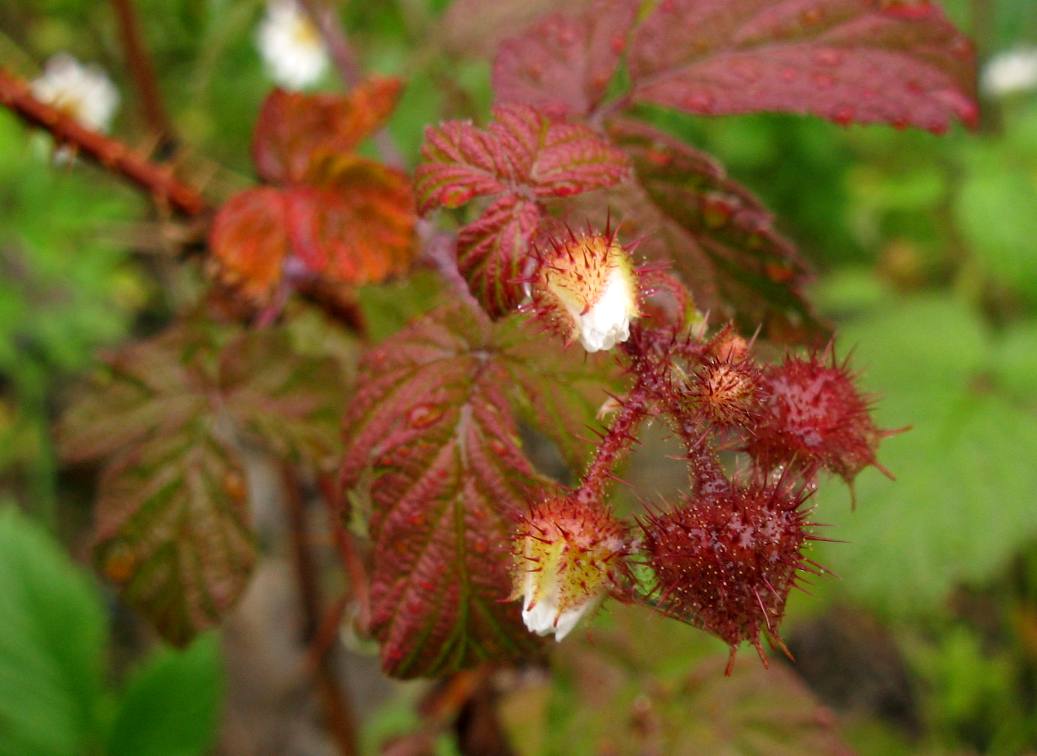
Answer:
top-left (747, 350), bottom-right (894, 487)
top-left (640, 481), bottom-right (817, 672)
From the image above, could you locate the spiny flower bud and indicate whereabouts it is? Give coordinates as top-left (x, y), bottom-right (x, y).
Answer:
top-left (639, 482), bottom-right (817, 673)
top-left (512, 495), bottom-right (628, 641)
top-left (747, 350), bottom-right (895, 487)
top-left (687, 354), bottom-right (762, 429)
top-left (531, 230), bottom-right (640, 353)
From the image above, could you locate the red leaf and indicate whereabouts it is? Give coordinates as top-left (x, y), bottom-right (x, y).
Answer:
top-left (415, 104), bottom-right (630, 214)
top-left (493, 0), bottom-right (639, 117)
top-left (456, 196), bottom-right (541, 316)
top-left (628, 0), bottom-right (978, 131)
top-left (341, 305), bottom-right (546, 677)
top-left (285, 156), bottom-right (416, 285)
top-left (209, 187), bottom-right (289, 301)
top-left (253, 78), bottom-right (402, 184)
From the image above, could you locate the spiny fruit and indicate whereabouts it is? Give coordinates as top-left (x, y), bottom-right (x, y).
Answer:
top-left (686, 353), bottom-right (763, 430)
top-left (747, 349), bottom-right (895, 488)
top-left (639, 481), bottom-right (819, 673)
top-left (529, 229), bottom-right (640, 353)
top-left (512, 494), bottom-right (629, 641)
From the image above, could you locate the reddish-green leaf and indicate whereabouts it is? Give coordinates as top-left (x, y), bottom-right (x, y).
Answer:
top-left (415, 104), bottom-right (630, 214)
top-left (628, 0), bottom-right (978, 131)
top-left (341, 305), bottom-right (546, 677)
top-left (57, 323), bottom-right (349, 644)
top-left (209, 188), bottom-right (289, 301)
top-left (455, 196), bottom-right (541, 317)
top-left (220, 330), bottom-right (345, 472)
top-left (496, 314), bottom-right (626, 471)
top-left (94, 425), bottom-right (255, 646)
top-left (609, 120), bottom-right (826, 341)
top-left (493, 0), bottom-right (639, 117)
top-left (253, 78), bottom-right (402, 184)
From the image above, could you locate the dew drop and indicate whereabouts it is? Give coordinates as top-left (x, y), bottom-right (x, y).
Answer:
top-left (813, 49), bottom-right (843, 67)
top-left (812, 73), bottom-right (836, 89)
top-left (684, 92), bottom-right (716, 113)
top-left (408, 403), bottom-right (442, 429)
top-left (780, 67), bottom-right (798, 83)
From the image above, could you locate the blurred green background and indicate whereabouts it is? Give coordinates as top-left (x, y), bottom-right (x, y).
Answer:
top-left (1, 0), bottom-right (1037, 753)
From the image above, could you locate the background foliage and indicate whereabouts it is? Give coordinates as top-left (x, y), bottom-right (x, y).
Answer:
top-left (1, 0), bottom-right (1036, 753)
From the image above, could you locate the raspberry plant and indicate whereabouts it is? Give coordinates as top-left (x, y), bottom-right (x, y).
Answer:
top-left (1, 0), bottom-right (979, 742)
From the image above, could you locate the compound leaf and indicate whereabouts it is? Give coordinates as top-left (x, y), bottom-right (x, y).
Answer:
top-left (341, 304), bottom-right (546, 677)
top-left (628, 0), bottom-right (978, 132)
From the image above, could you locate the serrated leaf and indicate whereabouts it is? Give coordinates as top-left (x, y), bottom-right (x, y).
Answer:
top-left (285, 156), bottom-right (416, 286)
top-left (106, 634), bottom-right (222, 756)
top-left (496, 314), bottom-right (626, 471)
top-left (341, 304), bottom-right (546, 677)
top-left (211, 160), bottom-right (415, 301)
top-left (220, 330), bottom-right (345, 470)
top-left (94, 425), bottom-right (255, 646)
top-left (493, 0), bottom-right (639, 117)
top-left (209, 187), bottom-right (289, 301)
top-left (253, 79), bottom-right (402, 184)
top-left (440, 0), bottom-right (591, 58)
top-left (602, 120), bottom-right (825, 341)
top-left (628, 0), bottom-right (978, 132)
top-left (543, 605), bottom-right (849, 754)
top-left (812, 295), bottom-right (1037, 617)
top-left (455, 195), bottom-right (542, 316)
top-left (415, 104), bottom-right (630, 214)
top-left (0, 507), bottom-right (106, 756)
top-left (58, 322), bottom-right (346, 644)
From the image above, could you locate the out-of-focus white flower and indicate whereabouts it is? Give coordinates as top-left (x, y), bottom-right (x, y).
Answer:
top-left (512, 496), bottom-right (627, 642)
top-left (531, 232), bottom-right (641, 353)
top-left (982, 48), bottom-right (1037, 98)
top-left (257, 0), bottom-right (329, 89)
top-left (31, 54), bottom-right (119, 132)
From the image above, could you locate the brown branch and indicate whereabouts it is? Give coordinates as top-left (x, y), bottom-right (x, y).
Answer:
top-left (0, 67), bottom-right (206, 216)
top-left (111, 0), bottom-right (175, 148)
top-left (318, 473), bottom-right (371, 634)
top-left (282, 463), bottom-right (358, 756)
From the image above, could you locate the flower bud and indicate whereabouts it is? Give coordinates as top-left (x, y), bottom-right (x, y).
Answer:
top-left (512, 495), bottom-right (627, 641)
top-left (531, 232), bottom-right (640, 353)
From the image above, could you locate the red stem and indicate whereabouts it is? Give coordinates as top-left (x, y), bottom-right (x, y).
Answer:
top-left (575, 384), bottom-right (650, 503)
top-left (111, 0), bottom-right (175, 147)
top-left (0, 67), bottom-right (206, 216)
top-left (282, 464), bottom-right (358, 756)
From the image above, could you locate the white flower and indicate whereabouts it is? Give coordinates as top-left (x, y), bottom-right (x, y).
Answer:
top-left (576, 266), bottom-right (637, 352)
top-left (982, 48), bottom-right (1037, 98)
top-left (31, 54), bottom-right (119, 132)
top-left (521, 565), bottom-right (601, 641)
top-left (513, 496), bottom-right (627, 642)
top-left (257, 0), bottom-right (329, 89)
top-left (532, 233), bottom-right (641, 354)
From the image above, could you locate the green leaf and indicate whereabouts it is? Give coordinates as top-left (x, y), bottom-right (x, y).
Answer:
top-left (540, 605), bottom-right (849, 754)
top-left (0, 506), bottom-right (106, 756)
top-left (956, 148), bottom-right (1037, 305)
top-left (812, 295), bottom-right (1037, 616)
top-left (107, 634), bottom-right (223, 756)
top-left (495, 314), bottom-right (626, 472)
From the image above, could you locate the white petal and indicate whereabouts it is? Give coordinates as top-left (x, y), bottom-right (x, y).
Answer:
top-left (578, 267), bottom-right (636, 353)
top-left (982, 48), bottom-right (1037, 98)
top-left (257, 0), bottom-right (329, 89)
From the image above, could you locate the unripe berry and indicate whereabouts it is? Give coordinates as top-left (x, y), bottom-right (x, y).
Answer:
top-left (530, 231), bottom-right (640, 353)
top-left (686, 354), bottom-right (763, 430)
top-left (639, 482), bottom-right (815, 672)
top-left (747, 351), bottom-right (893, 486)
top-left (512, 495), bottom-right (628, 641)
